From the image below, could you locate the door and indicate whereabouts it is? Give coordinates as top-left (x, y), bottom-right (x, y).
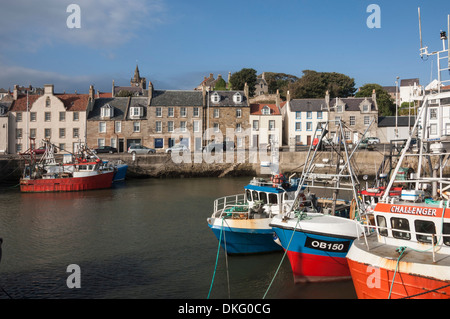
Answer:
top-left (307, 135), bottom-right (311, 146)
top-left (118, 139), bottom-right (124, 153)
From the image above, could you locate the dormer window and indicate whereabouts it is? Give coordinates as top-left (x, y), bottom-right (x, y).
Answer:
top-left (130, 106), bottom-right (143, 118)
top-left (262, 106), bottom-right (270, 115)
top-left (211, 92), bottom-right (220, 103)
top-left (101, 104), bottom-right (114, 118)
top-left (337, 105), bottom-right (343, 113)
top-left (233, 92), bottom-right (242, 103)
top-left (362, 103), bottom-right (370, 113)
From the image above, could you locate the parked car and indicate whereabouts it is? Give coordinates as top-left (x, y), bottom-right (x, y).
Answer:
top-left (94, 146), bottom-right (118, 154)
top-left (166, 144), bottom-right (189, 154)
top-left (363, 137), bottom-right (380, 145)
top-left (127, 144), bottom-right (156, 155)
top-left (358, 139), bottom-right (375, 150)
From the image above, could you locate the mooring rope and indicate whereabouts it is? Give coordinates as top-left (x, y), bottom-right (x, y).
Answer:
top-left (207, 218), bottom-right (224, 299)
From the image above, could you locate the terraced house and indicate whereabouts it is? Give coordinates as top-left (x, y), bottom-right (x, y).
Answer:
top-left (8, 84), bottom-right (90, 153)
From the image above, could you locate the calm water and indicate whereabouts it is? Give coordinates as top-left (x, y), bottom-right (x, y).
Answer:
top-left (0, 177), bottom-right (356, 299)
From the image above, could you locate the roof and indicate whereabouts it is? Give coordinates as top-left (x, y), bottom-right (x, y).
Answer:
top-left (400, 78), bottom-right (420, 87)
top-left (329, 97), bottom-right (376, 112)
top-left (55, 94), bottom-right (90, 111)
top-left (250, 103), bottom-right (281, 115)
top-left (9, 95), bottom-right (41, 112)
top-left (87, 97), bottom-right (131, 121)
top-left (150, 90), bottom-right (203, 107)
top-left (378, 116), bottom-right (416, 127)
top-left (209, 91), bottom-right (248, 107)
top-left (289, 99), bottom-right (327, 112)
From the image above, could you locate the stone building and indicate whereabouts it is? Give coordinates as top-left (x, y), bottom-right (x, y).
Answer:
top-left (113, 65), bottom-right (147, 97)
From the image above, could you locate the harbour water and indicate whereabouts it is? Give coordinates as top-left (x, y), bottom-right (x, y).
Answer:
top-left (0, 177), bottom-right (356, 299)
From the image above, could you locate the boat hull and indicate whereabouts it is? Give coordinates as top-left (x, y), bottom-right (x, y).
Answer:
top-left (20, 171), bottom-right (114, 193)
top-left (207, 218), bottom-right (282, 254)
top-left (113, 164), bottom-right (128, 182)
top-left (347, 238), bottom-right (450, 299)
top-left (272, 227), bottom-right (355, 282)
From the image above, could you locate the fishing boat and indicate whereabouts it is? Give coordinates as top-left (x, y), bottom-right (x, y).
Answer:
top-left (20, 139), bottom-right (115, 193)
top-left (347, 11), bottom-right (450, 299)
top-left (269, 121), bottom-right (370, 282)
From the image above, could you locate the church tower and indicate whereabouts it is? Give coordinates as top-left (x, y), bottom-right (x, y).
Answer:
top-left (130, 64), bottom-right (146, 90)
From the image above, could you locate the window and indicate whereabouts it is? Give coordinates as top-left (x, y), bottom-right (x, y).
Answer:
top-left (253, 120), bottom-right (259, 131)
top-left (364, 116), bottom-right (370, 126)
top-left (193, 107), bottom-right (199, 117)
top-left (193, 120), bottom-right (200, 133)
top-left (16, 144), bottom-right (22, 153)
top-left (59, 128), bottom-right (65, 139)
top-left (269, 120), bottom-right (275, 131)
top-left (430, 124), bottom-right (437, 135)
top-left (16, 112), bottom-right (22, 122)
top-left (236, 109), bottom-right (242, 118)
top-left (376, 216), bottom-right (388, 236)
top-left (168, 107), bottom-right (174, 117)
top-left (155, 121), bottom-right (162, 133)
top-left (98, 138), bottom-right (105, 147)
top-left (337, 105), bottom-right (343, 113)
top-left (214, 109), bottom-right (219, 118)
top-left (16, 128), bottom-right (22, 139)
top-left (180, 121), bottom-right (187, 132)
top-left (268, 193), bottom-right (278, 204)
top-left (211, 92), bottom-right (220, 103)
top-left (45, 112), bottom-right (51, 122)
top-left (307, 111), bottom-right (312, 119)
top-left (73, 112), bottom-right (79, 121)
top-left (214, 123), bottom-right (219, 133)
top-left (155, 107), bottom-right (162, 117)
top-left (111, 138), bottom-right (117, 148)
top-left (295, 122), bottom-right (301, 131)
top-left (115, 121), bottom-right (121, 133)
top-left (133, 121), bottom-right (140, 132)
top-left (295, 112), bottom-right (301, 120)
top-left (46, 97), bottom-right (51, 107)
top-left (350, 116), bottom-right (355, 126)
top-left (45, 128), bottom-right (51, 139)
top-left (246, 189), bottom-right (252, 201)
top-left (73, 128), bottom-right (79, 138)
top-left (101, 104), bottom-right (113, 118)
top-left (60, 112), bottom-right (66, 121)
top-left (430, 108), bottom-right (437, 120)
top-left (236, 123), bottom-right (242, 133)
top-left (317, 111), bottom-right (323, 119)
top-left (233, 92), bottom-right (242, 103)
top-left (415, 220), bottom-right (436, 244)
top-left (99, 122), bottom-right (106, 133)
top-left (168, 121), bottom-right (174, 132)
top-left (252, 191), bottom-right (259, 201)
top-left (180, 107), bottom-right (187, 117)
top-left (130, 107), bottom-right (142, 118)
top-left (262, 106), bottom-right (270, 115)
top-left (363, 104), bottom-right (370, 112)
top-left (30, 112), bottom-right (36, 122)
top-left (306, 122), bottom-right (312, 131)
top-left (259, 192), bottom-right (268, 204)
top-left (59, 143), bottom-right (65, 151)
top-left (335, 116), bottom-right (341, 126)
top-left (30, 128), bottom-right (36, 138)
top-left (443, 223), bottom-right (450, 246)
top-left (295, 135), bottom-right (301, 144)
top-left (391, 217), bottom-right (411, 240)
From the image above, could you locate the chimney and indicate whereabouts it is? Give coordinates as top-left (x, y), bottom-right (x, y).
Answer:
top-left (44, 84), bottom-right (54, 95)
top-left (325, 90), bottom-right (330, 110)
top-left (112, 79), bottom-right (115, 97)
top-left (13, 84), bottom-right (18, 100)
top-left (286, 90), bottom-right (291, 103)
top-left (209, 73), bottom-right (213, 79)
top-left (89, 85), bottom-right (95, 101)
top-left (147, 81), bottom-right (153, 106)
top-left (372, 89), bottom-right (378, 111)
top-left (244, 82), bottom-right (249, 100)
top-left (276, 89), bottom-right (280, 108)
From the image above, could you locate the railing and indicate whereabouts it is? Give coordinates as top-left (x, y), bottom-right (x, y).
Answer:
top-left (213, 194), bottom-right (247, 218)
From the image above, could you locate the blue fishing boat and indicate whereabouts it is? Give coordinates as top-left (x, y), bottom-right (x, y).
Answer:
top-left (207, 174), bottom-right (303, 254)
top-left (113, 163), bottom-right (128, 182)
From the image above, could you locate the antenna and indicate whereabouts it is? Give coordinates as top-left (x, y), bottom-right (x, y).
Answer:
top-left (418, 7), bottom-right (423, 52)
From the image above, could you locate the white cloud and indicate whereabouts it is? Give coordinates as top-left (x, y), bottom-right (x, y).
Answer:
top-left (0, 0), bottom-right (166, 51)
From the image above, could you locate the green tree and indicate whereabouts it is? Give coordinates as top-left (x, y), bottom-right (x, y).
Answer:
top-left (356, 83), bottom-right (395, 116)
top-left (229, 68), bottom-right (257, 96)
top-left (264, 72), bottom-right (299, 98)
top-left (288, 70), bottom-right (356, 99)
top-left (214, 77), bottom-right (227, 90)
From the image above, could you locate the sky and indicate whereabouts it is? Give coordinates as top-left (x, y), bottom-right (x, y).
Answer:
top-left (0, 0), bottom-right (449, 94)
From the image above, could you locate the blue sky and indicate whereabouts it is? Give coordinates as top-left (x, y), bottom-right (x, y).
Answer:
top-left (0, 0), bottom-right (449, 94)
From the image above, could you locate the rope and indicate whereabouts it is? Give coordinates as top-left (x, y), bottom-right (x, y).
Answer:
top-left (222, 221), bottom-right (231, 299)
top-left (263, 214), bottom-right (302, 299)
top-left (207, 218), bottom-right (224, 299)
top-left (388, 246), bottom-right (407, 299)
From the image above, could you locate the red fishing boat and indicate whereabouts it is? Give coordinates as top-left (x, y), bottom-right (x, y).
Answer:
top-left (347, 11), bottom-right (450, 298)
top-left (20, 139), bottom-right (114, 193)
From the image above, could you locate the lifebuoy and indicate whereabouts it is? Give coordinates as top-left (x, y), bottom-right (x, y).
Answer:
top-left (271, 174), bottom-right (285, 187)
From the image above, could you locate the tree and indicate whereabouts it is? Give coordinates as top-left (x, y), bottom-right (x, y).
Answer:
top-left (264, 72), bottom-right (299, 98)
top-left (356, 83), bottom-right (395, 116)
top-left (229, 68), bottom-right (257, 96)
top-left (214, 77), bottom-right (227, 91)
top-left (288, 70), bottom-right (356, 99)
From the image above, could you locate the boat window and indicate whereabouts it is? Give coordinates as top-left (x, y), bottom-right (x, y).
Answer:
top-left (376, 215), bottom-right (388, 237)
top-left (414, 220), bottom-right (436, 244)
top-left (259, 192), bottom-right (268, 204)
top-left (252, 191), bottom-right (259, 201)
top-left (268, 193), bottom-right (278, 205)
top-left (443, 223), bottom-right (450, 246)
top-left (391, 217), bottom-right (411, 240)
top-left (246, 189), bottom-right (252, 201)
